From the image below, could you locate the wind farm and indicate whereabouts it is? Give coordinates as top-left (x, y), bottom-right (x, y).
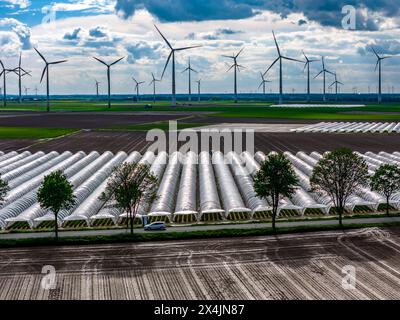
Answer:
top-left (2, 1), bottom-right (400, 304)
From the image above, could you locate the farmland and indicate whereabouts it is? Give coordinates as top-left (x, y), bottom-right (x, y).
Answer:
top-left (1, 227), bottom-right (399, 299)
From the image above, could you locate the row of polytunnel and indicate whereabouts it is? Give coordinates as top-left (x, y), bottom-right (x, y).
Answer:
top-left (0, 149), bottom-right (399, 229)
top-left (292, 122), bottom-right (400, 133)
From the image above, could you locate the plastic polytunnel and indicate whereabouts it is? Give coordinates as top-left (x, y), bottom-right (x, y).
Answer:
top-left (227, 152), bottom-right (271, 217)
top-left (212, 151), bottom-right (251, 218)
top-left (0, 151), bottom-right (31, 170)
top-left (68, 152), bottom-right (142, 226)
top-left (5, 152), bottom-right (101, 228)
top-left (198, 152), bottom-right (224, 219)
top-left (148, 152), bottom-right (182, 220)
top-left (253, 151), bottom-right (302, 214)
top-left (117, 151), bottom-right (168, 222)
top-left (0, 152), bottom-right (86, 229)
top-left (3, 151), bottom-right (60, 185)
top-left (174, 152), bottom-right (198, 220)
top-left (0, 152), bottom-right (45, 175)
top-left (36, 152), bottom-right (127, 227)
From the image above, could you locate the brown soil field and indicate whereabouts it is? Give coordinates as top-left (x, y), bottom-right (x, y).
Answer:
top-left (13, 131), bottom-right (400, 153)
top-left (0, 227), bottom-right (399, 299)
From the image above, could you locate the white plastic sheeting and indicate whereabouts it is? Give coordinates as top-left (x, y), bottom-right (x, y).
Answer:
top-left (174, 152), bottom-right (198, 219)
top-left (67, 152), bottom-right (142, 226)
top-left (39, 152), bottom-right (128, 226)
top-left (0, 152), bottom-right (45, 175)
top-left (227, 152), bottom-right (271, 217)
top-left (116, 151), bottom-right (168, 221)
top-left (250, 151), bottom-right (302, 214)
top-left (149, 152), bottom-right (182, 219)
top-left (212, 151), bottom-right (251, 217)
top-left (12, 151), bottom-right (111, 228)
top-left (292, 122), bottom-right (400, 133)
top-left (198, 152), bottom-right (224, 218)
top-left (0, 152), bottom-right (85, 229)
top-left (0, 151), bottom-right (31, 170)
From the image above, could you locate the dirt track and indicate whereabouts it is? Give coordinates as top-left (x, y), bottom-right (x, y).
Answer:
top-left (1, 227), bottom-right (400, 299)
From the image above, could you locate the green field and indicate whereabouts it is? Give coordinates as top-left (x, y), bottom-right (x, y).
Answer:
top-left (2, 100), bottom-right (400, 121)
top-left (0, 127), bottom-right (77, 139)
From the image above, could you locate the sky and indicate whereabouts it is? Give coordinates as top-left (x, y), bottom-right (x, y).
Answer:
top-left (0, 0), bottom-right (400, 95)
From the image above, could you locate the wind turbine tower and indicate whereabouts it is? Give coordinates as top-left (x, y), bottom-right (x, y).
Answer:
top-left (154, 24), bottom-right (201, 107)
top-left (181, 58), bottom-right (197, 102)
top-left (35, 48), bottom-right (67, 112)
top-left (314, 56), bottom-right (334, 102)
top-left (93, 56), bottom-right (124, 109)
top-left (223, 48), bottom-right (245, 103)
top-left (264, 31), bottom-right (303, 104)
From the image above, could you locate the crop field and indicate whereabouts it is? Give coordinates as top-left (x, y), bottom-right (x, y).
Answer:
top-left (1, 227), bottom-right (400, 299)
top-left (0, 149), bottom-right (399, 233)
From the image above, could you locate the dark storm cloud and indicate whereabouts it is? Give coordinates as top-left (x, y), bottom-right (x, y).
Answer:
top-left (115, 0), bottom-right (400, 30)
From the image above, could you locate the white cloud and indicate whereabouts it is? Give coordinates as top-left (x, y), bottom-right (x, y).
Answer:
top-left (2, 0), bottom-right (31, 9)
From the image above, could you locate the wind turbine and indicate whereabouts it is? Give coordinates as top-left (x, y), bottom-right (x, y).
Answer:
top-left (302, 51), bottom-right (319, 103)
top-left (264, 31), bottom-right (303, 104)
top-left (223, 48), bottom-right (245, 103)
top-left (16, 53), bottom-right (31, 103)
top-left (24, 86), bottom-right (30, 96)
top-left (149, 72), bottom-right (161, 103)
top-left (0, 60), bottom-right (17, 107)
top-left (258, 72), bottom-right (271, 96)
top-left (95, 80), bottom-right (100, 98)
top-left (370, 46), bottom-right (393, 104)
top-left (181, 58), bottom-right (198, 102)
top-left (314, 56), bottom-right (334, 102)
top-left (132, 77), bottom-right (145, 102)
top-left (93, 56), bottom-right (124, 109)
top-left (196, 79), bottom-right (201, 102)
top-left (35, 48), bottom-right (67, 112)
top-left (154, 24), bottom-right (201, 107)
top-left (329, 73), bottom-right (344, 101)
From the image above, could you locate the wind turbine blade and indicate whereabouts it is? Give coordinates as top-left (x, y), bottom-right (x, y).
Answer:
top-left (40, 66), bottom-right (48, 83)
top-left (282, 56), bottom-right (303, 63)
top-left (258, 82), bottom-right (263, 89)
top-left (192, 68), bottom-right (198, 73)
top-left (325, 69), bottom-right (335, 76)
top-left (272, 30), bottom-right (281, 56)
top-left (154, 24), bottom-right (173, 49)
top-left (161, 51), bottom-right (172, 79)
top-left (235, 48), bottom-right (244, 58)
top-left (303, 61), bottom-right (308, 72)
top-left (49, 60), bottom-right (68, 65)
top-left (93, 57), bottom-right (108, 66)
top-left (260, 71), bottom-right (264, 80)
top-left (314, 70), bottom-right (323, 79)
top-left (370, 46), bottom-right (380, 59)
top-left (328, 82), bottom-right (335, 88)
top-left (181, 67), bottom-right (189, 73)
top-left (34, 48), bottom-right (47, 63)
top-left (302, 50), bottom-right (308, 61)
top-left (222, 55), bottom-right (235, 59)
top-left (382, 56), bottom-right (394, 60)
top-left (264, 57), bottom-right (279, 76)
top-left (374, 60), bottom-right (379, 72)
top-left (0, 70), bottom-right (3, 77)
top-left (321, 56), bottom-right (325, 69)
top-left (19, 52), bottom-right (21, 67)
top-left (0, 60), bottom-right (4, 70)
top-left (226, 64), bottom-right (235, 73)
top-left (110, 57), bottom-right (124, 66)
top-left (175, 45), bottom-right (202, 51)
top-left (338, 81), bottom-right (344, 85)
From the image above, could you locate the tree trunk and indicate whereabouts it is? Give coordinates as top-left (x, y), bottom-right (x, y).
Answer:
top-left (54, 210), bottom-right (59, 241)
top-left (129, 208), bottom-right (134, 235)
top-left (386, 196), bottom-right (390, 216)
top-left (272, 196), bottom-right (278, 233)
top-left (339, 206), bottom-right (343, 228)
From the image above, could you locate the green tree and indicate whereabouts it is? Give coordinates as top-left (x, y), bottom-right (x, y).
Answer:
top-left (0, 175), bottom-right (9, 205)
top-left (254, 153), bottom-right (299, 232)
top-left (371, 164), bottom-right (400, 216)
top-left (310, 148), bottom-right (369, 228)
top-left (100, 162), bottom-right (158, 235)
top-left (37, 170), bottom-right (75, 240)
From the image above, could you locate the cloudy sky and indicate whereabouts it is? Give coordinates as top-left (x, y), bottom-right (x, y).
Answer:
top-left (0, 0), bottom-right (399, 95)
